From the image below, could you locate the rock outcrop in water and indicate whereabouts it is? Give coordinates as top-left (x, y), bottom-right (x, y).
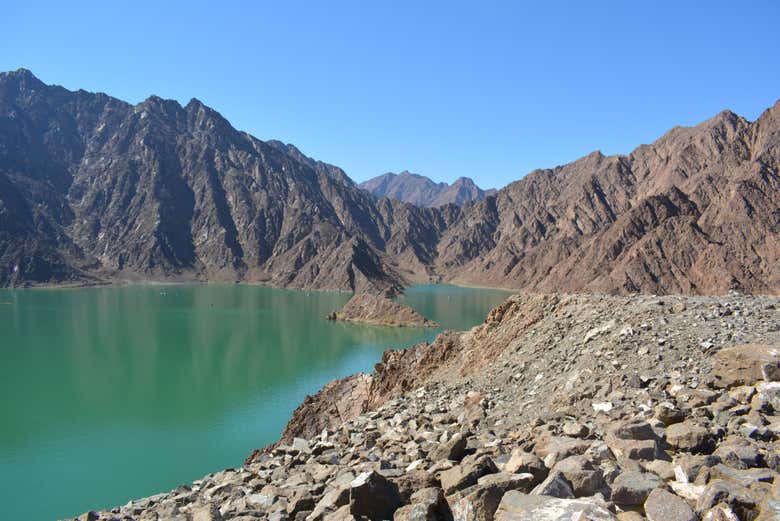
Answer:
top-left (2, 69), bottom-right (778, 295)
top-left (326, 293), bottom-right (438, 328)
top-left (76, 292), bottom-right (780, 521)
top-left (358, 171), bottom-right (495, 208)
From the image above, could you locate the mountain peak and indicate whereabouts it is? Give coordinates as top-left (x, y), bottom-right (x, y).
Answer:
top-left (0, 68), bottom-right (45, 90)
top-left (359, 172), bottom-right (491, 207)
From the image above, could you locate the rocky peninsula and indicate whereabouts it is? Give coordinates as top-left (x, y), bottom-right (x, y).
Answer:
top-left (326, 293), bottom-right (438, 328)
top-left (71, 293), bottom-right (780, 521)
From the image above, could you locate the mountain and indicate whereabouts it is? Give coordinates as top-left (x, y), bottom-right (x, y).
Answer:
top-left (434, 108), bottom-right (780, 295)
top-left (1, 69), bottom-right (778, 295)
top-left (0, 69), bottom-right (451, 293)
top-left (359, 171), bottom-right (496, 207)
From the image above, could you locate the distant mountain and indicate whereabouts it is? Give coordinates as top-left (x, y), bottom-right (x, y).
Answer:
top-left (1, 69), bottom-right (778, 295)
top-left (359, 171), bottom-right (496, 207)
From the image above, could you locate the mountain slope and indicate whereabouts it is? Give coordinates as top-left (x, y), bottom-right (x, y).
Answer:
top-left (359, 171), bottom-right (496, 207)
top-left (0, 69), bottom-right (778, 295)
top-left (0, 69), bottom-right (451, 292)
top-left (435, 108), bottom-right (780, 294)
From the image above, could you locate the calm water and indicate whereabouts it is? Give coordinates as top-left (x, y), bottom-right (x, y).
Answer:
top-left (0, 284), bottom-right (510, 520)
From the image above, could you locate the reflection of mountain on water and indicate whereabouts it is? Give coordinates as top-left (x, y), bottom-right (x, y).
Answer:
top-left (0, 284), bottom-right (508, 450)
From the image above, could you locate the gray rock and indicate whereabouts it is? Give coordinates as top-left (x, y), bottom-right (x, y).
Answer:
top-left (493, 491), bottom-right (618, 521)
top-left (610, 471), bottom-right (664, 506)
top-left (644, 488), bottom-right (696, 521)
top-left (696, 479), bottom-right (759, 520)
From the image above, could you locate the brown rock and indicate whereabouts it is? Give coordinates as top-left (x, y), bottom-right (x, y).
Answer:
top-left (393, 488), bottom-right (451, 521)
top-left (450, 473), bottom-right (536, 521)
top-left (712, 344), bottom-right (780, 388)
top-left (430, 432), bottom-right (468, 462)
top-left (666, 421), bottom-right (713, 453)
top-left (605, 420), bottom-right (660, 461)
top-left (551, 456), bottom-right (605, 497)
top-left (440, 456), bottom-right (498, 495)
top-left (503, 449), bottom-right (548, 485)
top-left (330, 293), bottom-right (438, 328)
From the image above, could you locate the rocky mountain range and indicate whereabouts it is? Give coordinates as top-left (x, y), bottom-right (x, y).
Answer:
top-left (358, 171), bottom-right (496, 208)
top-left (1, 69), bottom-right (778, 295)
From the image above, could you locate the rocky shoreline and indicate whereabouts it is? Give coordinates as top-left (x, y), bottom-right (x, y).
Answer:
top-left (69, 293), bottom-right (780, 521)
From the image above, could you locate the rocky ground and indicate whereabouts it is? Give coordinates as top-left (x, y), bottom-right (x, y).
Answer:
top-left (326, 293), bottom-right (438, 328)
top-left (70, 293), bottom-right (780, 521)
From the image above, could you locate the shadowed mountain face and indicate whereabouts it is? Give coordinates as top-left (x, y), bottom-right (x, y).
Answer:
top-left (358, 171), bottom-right (496, 208)
top-left (0, 69), bottom-right (778, 294)
top-left (0, 69), bottom-right (453, 293)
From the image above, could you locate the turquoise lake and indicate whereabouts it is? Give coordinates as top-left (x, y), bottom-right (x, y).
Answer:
top-left (0, 284), bottom-right (511, 520)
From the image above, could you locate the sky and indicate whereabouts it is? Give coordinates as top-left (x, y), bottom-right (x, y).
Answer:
top-left (2, 1), bottom-right (779, 189)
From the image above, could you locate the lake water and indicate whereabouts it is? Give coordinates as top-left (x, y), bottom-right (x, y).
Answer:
top-left (0, 284), bottom-right (511, 520)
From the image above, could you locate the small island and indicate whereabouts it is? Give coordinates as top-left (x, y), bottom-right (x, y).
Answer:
top-left (326, 293), bottom-right (439, 328)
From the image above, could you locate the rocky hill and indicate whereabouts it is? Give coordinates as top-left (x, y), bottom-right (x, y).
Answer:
top-left (358, 171), bottom-right (496, 208)
top-left (0, 69), bottom-right (451, 294)
top-left (75, 292), bottom-right (780, 521)
top-left (326, 293), bottom-right (438, 328)
top-left (433, 108), bottom-right (780, 295)
top-left (1, 69), bottom-right (778, 296)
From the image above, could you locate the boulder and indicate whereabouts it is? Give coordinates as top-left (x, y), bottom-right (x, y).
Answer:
top-left (502, 449), bottom-right (548, 485)
top-left (288, 490), bottom-right (317, 516)
top-left (551, 456), bottom-right (605, 497)
top-left (493, 491), bottom-right (618, 521)
top-left (393, 488), bottom-right (451, 521)
top-left (666, 421), bottom-right (713, 453)
top-left (530, 472), bottom-right (575, 499)
top-left (644, 488), bottom-right (696, 521)
top-left (391, 471), bottom-right (441, 503)
top-left (713, 437), bottom-right (763, 469)
top-left (610, 471), bottom-right (664, 507)
top-left (696, 479), bottom-right (759, 520)
top-left (534, 436), bottom-right (591, 461)
top-left (348, 471), bottom-right (403, 521)
top-left (430, 432), bottom-right (468, 462)
top-left (709, 464), bottom-right (778, 487)
top-left (712, 344), bottom-right (780, 388)
top-left (449, 473), bottom-right (536, 521)
top-left (605, 420), bottom-right (660, 461)
top-left (752, 382), bottom-right (780, 414)
top-left (307, 486), bottom-right (350, 521)
top-left (440, 456), bottom-right (498, 495)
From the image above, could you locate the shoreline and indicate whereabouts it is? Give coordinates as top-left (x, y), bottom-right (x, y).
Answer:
top-left (70, 292), bottom-right (780, 521)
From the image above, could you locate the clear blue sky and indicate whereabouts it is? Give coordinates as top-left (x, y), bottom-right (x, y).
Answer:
top-left (2, 1), bottom-right (779, 188)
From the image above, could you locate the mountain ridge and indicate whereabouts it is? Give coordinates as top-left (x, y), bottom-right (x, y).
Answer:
top-left (358, 170), bottom-right (496, 207)
top-left (0, 69), bottom-right (778, 295)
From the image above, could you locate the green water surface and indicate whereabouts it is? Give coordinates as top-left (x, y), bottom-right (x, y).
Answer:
top-left (0, 284), bottom-right (510, 520)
